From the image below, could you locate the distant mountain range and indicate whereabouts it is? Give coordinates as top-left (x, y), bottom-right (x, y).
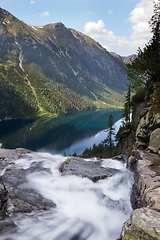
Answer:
top-left (110, 52), bottom-right (137, 64)
top-left (0, 7), bottom-right (132, 119)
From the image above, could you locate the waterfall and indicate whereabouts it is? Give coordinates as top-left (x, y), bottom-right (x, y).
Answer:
top-left (1, 153), bottom-right (134, 240)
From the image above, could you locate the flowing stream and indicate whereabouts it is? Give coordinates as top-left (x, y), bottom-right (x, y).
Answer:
top-left (2, 152), bottom-right (134, 240)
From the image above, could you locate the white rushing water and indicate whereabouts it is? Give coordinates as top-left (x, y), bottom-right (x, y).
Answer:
top-left (3, 153), bottom-right (134, 240)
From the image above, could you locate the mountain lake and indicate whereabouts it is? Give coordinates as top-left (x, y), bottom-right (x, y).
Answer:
top-left (0, 108), bottom-right (123, 155)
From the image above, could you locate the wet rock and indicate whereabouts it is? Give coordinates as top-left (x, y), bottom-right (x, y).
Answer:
top-left (2, 165), bottom-right (55, 214)
top-left (149, 128), bottom-right (160, 154)
top-left (121, 208), bottom-right (160, 240)
top-left (0, 148), bottom-right (55, 217)
top-left (59, 157), bottom-right (120, 182)
top-left (112, 154), bottom-right (128, 164)
top-left (0, 216), bottom-right (17, 235)
top-left (0, 178), bottom-right (7, 211)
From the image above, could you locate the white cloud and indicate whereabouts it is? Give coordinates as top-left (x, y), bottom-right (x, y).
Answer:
top-left (84, 20), bottom-right (105, 34)
top-left (128, 0), bottom-right (153, 39)
top-left (40, 11), bottom-right (50, 17)
top-left (84, 20), bottom-right (128, 47)
top-left (83, 0), bottom-right (154, 55)
top-left (30, 0), bottom-right (35, 4)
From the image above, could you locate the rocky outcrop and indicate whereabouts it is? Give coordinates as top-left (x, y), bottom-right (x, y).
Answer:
top-left (121, 150), bottom-right (160, 239)
top-left (59, 157), bottom-right (120, 182)
top-left (116, 103), bottom-right (145, 155)
top-left (131, 150), bottom-right (160, 211)
top-left (0, 148), bottom-right (58, 235)
top-left (0, 149), bottom-right (55, 223)
top-left (136, 112), bottom-right (160, 151)
top-left (149, 128), bottom-right (160, 154)
top-left (121, 208), bottom-right (160, 240)
top-left (135, 114), bottom-right (150, 148)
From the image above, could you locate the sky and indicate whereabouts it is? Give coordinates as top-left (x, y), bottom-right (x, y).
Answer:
top-left (0, 0), bottom-right (158, 56)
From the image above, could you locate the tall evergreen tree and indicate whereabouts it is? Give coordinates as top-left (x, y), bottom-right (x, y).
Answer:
top-left (105, 114), bottom-right (115, 156)
top-left (123, 86), bottom-right (131, 126)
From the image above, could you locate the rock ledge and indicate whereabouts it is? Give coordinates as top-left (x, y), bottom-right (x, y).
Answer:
top-left (121, 150), bottom-right (160, 240)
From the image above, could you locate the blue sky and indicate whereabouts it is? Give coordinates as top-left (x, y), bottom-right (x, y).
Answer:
top-left (0, 0), bottom-right (157, 56)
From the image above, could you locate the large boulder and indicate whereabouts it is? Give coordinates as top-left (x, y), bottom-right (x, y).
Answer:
top-left (135, 111), bottom-right (160, 150)
top-left (0, 148), bottom-right (55, 215)
top-left (0, 148), bottom-right (57, 235)
top-left (149, 128), bottom-right (160, 154)
top-left (121, 208), bottom-right (160, 240)
top-left (59, 157), bottom-right (120, 182)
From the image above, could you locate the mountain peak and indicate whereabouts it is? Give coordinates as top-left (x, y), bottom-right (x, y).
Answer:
top-left (53, 22), bottom-right (66, 28)
top-left (44, 22), bottom-right (66, 29)
top-left (0, 7), bottom-right (128, 119)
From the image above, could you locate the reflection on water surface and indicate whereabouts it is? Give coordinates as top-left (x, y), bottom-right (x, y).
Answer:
top-left (0, 109), bottom-right (122, 155)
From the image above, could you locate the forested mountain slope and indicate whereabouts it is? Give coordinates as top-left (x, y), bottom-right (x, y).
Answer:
top-left (0, 7), bottom-right (128, 119)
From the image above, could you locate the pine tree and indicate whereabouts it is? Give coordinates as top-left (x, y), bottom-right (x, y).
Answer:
top-left (105, 114), bottom-right (115, 157)
top-left (123, 86), bottom-right (131, 127)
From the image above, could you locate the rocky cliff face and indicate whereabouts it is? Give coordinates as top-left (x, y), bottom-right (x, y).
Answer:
top-left (135, 111), bottom-right (160, 151)
top-left (121, 150), bottom-right (160, 239)
top-left (120, 92), bottom-right (160, 239)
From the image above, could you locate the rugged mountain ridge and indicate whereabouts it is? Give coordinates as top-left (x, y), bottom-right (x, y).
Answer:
top-left (0, 7), bottom-right (127, 119)
top-left (110, 52), bottom-right (137, 64)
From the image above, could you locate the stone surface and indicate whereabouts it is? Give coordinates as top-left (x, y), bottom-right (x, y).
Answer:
top-left (121, 150), bottom-right (160, 240)
top-left (0, 179), bottom-right (7, 211)
top-left (135, 116), bottom-right (150, 148)
top-left (126, 156), bottom-right (136, 169)
top-left (131, 150), bottom-right (160, 211)
top-left (0, 148), bottom-right (55, 216)
top-left (132, 103), bottom-right (145, 127)
top-left (1, 148), bottom-right (159, 239)
top-left (149, 128), bottom-right (160, 154)
top-left (151, 113), bottom-right (160, 129)
top-left (135, 109), bottom-right (160, 151)
top-left (121, 208), bottom-right (160, 240)
top-left (59, 156), bottom-right (120, 182)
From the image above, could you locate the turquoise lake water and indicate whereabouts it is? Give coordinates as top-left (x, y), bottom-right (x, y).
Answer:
top-left (0, 109), bottom-right (123, 155)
